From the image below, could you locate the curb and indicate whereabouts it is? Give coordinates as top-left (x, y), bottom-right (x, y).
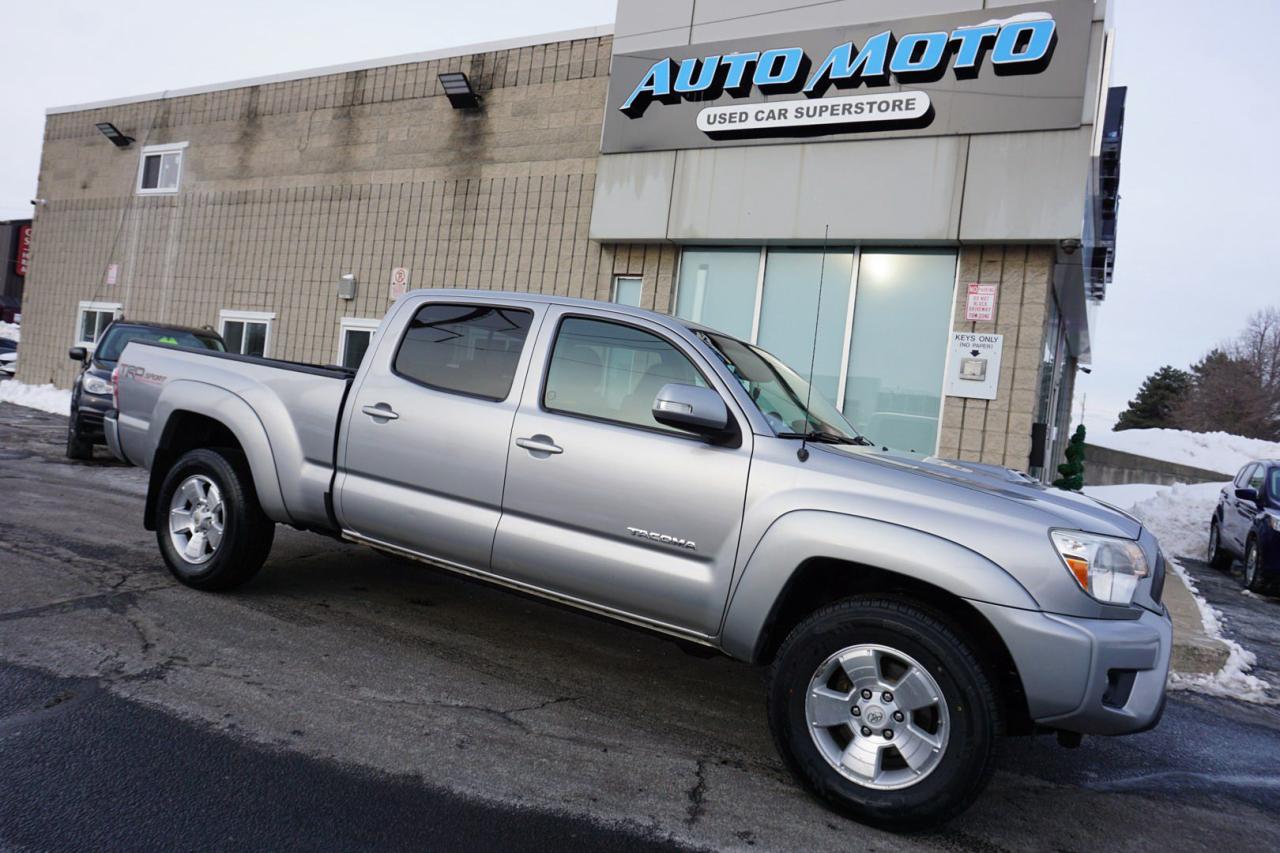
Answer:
top-left (1163, 565), bottom-right (1230, 675)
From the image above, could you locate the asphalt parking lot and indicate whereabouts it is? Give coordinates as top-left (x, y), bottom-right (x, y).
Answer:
top-left (2, 401), bottom-right (1279, 852)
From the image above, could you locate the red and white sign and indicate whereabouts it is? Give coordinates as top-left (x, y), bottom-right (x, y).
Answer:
top-left (389, 266), bottom-right (410, 300)
top-left (14, 225), bottom-right (31, 277)
top-left (964, 283), bottom-right (997, 322)
top-left (105, 263), bottom-right (120, 286)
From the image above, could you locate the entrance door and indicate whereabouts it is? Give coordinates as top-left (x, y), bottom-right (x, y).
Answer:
top-left (337, 298), bottom-right (540, 568)
top-left (491, 309), bottom-right (753, 637)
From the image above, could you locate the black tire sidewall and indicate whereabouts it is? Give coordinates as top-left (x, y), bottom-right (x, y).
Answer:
top-left (65, 412), bottom-right (92, 459)
top-left (155, 448), bottom-right (270, 590)
top-left (768, 598), bottom-right (997, 828)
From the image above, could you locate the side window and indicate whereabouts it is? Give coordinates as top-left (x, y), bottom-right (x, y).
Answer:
top-left (544, 317), bottom-right (708, 433)
top-left (338, 318), bottom-right (379, 369)
top-left (393, 303), bottom-right (533, 400)
top-left (76, 301), bottom-right (121, 348)
top-left (220, 310), bottom-right (274, 357)
top-left (1236, 464), bottom-right (1257, 488)
top-left (136, 142), bottom-right (187, 194)
top-left (1247, 466), bottom-right (1265, 492)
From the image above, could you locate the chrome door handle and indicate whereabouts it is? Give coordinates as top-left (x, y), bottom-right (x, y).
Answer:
top-left (516, 436), bottom-right (563, 455)
top-left (361, 403), bottom-right (399, 421)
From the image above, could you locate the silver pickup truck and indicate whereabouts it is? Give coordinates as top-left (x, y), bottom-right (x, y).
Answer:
top-left (106, 290), bottom-right (1171, 826)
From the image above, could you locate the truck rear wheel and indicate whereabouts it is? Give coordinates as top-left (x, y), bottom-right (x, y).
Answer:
top-left (767, 596), bottom-right (999, 828)
top-left (155, 448), bottom-right (274, 591)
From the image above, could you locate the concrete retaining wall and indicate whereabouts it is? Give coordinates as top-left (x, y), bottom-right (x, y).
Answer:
top-left (1085, 443), bottom-right (1231, 487)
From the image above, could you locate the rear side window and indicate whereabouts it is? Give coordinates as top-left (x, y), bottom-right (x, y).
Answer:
top-left (393, 303), bottom-right (533, 400)
top-left (543, 317), bottom-right (707, 433)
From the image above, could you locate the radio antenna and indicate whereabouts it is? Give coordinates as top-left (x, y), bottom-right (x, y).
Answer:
top-left (798, 224), bottom-right (830, 463)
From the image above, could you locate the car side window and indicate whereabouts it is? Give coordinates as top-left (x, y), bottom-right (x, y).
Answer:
top-left (543, 317), bottom-right (708, 434)
top-left (393, 303), bottom-right (534, 401)
top-left (1247, 466), bottom-right (1265, 492)
top-left (1235, 464), bottom-right (1256, 488)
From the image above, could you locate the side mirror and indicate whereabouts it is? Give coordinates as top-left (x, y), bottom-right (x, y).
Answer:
top-left (1235, 487), bottom-right (1259, 503)
top-left (68, 346), bottom-right (87, 363)
top-left (652, 383), bottom-right (731, 441)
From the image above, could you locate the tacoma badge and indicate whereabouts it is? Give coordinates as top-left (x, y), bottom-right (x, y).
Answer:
top-left (626, 526), bottom-right (696, 551)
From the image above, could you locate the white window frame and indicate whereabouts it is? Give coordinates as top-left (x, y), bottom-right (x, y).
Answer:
top-left (611, 275), bottom-right (644, 307)
top-left (219, 309), bottom-right (275, 357)
top-left (336, 317), bottom-right (380, 368)
top-left (75, 300), bottom-right (122, 349)
top-left (136, 141), bottom-right (188, 195)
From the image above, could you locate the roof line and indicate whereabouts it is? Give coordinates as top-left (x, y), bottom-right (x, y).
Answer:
top-left (45, 22), bottom-right (615, 116)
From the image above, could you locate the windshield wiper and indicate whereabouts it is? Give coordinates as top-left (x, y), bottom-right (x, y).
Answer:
top-left (776, 430), bottom-right (866, 446)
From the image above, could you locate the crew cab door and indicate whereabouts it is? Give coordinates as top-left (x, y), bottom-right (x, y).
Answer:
top-left (491, 308), bottom-right (752, 637)
top-left (335, 297), bottom-right (541, 567)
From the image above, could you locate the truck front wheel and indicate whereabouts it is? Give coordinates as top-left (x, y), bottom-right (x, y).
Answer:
top-left (767, 596), bottom-right (1000, 828)
top-left (155, 448), bottom-right (275, 591)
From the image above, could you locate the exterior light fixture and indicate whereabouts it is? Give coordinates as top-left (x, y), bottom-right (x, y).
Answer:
top-left (95, 122), bottom-right (135, 148)
top-left (438, 72), bottom-right (480, 109)
top-left (337, 273), bottom-right (357, 300)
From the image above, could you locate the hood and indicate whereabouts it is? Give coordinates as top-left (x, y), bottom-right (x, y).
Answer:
top-left (830, 446), bottom-right (1143, 539)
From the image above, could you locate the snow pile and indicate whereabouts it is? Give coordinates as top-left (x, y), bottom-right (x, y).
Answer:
top-left (1088, 427), bottom-right (1280, 477)
top-left (1086, 480), bottom-right (1228, 560)
top-left (0, 321), bottom-right (18, 342)
top-left (0, 380), bottom-right (71, 415)
top-left (1163, 559), bottom-right (1276, 704)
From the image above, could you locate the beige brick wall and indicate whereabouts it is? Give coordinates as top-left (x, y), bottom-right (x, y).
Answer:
top-left (937, 245), bottom-right (1052, 472)
top-left (20, 34), bottom-right (647, 387)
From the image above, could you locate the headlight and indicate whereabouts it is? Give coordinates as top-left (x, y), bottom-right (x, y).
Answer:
top-left (1050, 530), bottom-right (1149, 606)
top-left (83, 376), bottom-right (112, 395)
top-left (1269, 514), bottom-right (1280, 533)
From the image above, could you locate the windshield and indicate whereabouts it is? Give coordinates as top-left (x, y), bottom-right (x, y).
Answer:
top-left (95, 325), bottom-right (225, 364)
top-left (699, 331), bottom-right (862, 441)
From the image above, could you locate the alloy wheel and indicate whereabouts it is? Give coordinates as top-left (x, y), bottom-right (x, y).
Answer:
top-left (168, 474), bottom-right (225, 565)
top-left (805, 643), bottom-right (950, 790)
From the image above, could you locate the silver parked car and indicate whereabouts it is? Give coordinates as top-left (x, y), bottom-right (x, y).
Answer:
top-left (106, 291), bottom-right (1171, 826)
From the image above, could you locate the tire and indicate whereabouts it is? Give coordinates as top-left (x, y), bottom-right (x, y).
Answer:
top-left (1243, 539), bottom-right (1278, 596)
top-left (65, 415), bottom-right (93, 460)
top-left (155, 448), bottom-right (275, 591)
top-left (767, 596), bottom-right (1000, 829)
top-left (1207, 520), bottom-right (1233, 571)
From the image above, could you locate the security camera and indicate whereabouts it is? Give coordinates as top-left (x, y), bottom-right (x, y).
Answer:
top-left (1080, 366), bottom-right (1092, 374)
top-left (31, 198), bottom-right (47, 206)
top-left (1059, 238), bottom-right (1082, 254)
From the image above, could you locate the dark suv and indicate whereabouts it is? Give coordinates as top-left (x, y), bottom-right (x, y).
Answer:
top-left (67, 321), bottom-right (225, 459)
top-left (1208, 460), bottom-right (1280, 594)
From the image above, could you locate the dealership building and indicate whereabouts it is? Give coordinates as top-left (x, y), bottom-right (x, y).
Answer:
top-left (20, 0), bottom-right (1121, 478)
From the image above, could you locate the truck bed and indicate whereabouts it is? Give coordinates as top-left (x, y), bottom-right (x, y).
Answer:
top-left (113, 342), bottom-right (355, 531)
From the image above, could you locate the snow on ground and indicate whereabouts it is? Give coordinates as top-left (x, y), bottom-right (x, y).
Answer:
top-left (0, 321), bottom-right (18, 342)
top-left (1084, 480), bottom-right (1227, 560)
top-left (0, 379), bottom-right (70, 415)
top-left (1088, 427), bottom-right (1280, 477)
top-left (1084, 479), bottom-right (1276, 703)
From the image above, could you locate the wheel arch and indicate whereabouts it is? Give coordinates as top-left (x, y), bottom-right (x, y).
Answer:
top-left (142, 385), bottom-right (287, 530)
top-left (720, 511), bottom-right (1040, 734)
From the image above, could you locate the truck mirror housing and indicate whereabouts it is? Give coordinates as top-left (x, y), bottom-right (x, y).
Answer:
top-left (68, 346), bottom-right (88, 363)
top-left (652, 383), bottom-right (731, 440)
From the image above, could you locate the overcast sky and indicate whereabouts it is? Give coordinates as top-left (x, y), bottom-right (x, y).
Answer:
top-left (3, 0), bottom-right (1277, 433)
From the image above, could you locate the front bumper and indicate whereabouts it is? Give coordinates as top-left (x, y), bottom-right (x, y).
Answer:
top-left (103, 412), bottom-right (128, 464)
top-left (972, 600), bottom-right (1172, 736)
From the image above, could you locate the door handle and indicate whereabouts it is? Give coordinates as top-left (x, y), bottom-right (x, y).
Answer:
top-left (516, 435), bottom-right (563, 455)
top-left (361, 403), bottom-right (399, 421)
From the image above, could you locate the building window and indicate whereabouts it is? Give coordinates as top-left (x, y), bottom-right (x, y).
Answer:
top-left (543, 317), bottom-right (707, 434)
top-left (76, 301), bottom-right (122, 348)
top-left (136, 142), bottom-right (187, 194)
top-left (338, 318), bottom-right (380, 369)
top-left (611, 276), bottom-right (644, 307)
top-left (219, 310), bottom-right (274, 358)
top-left (393, 303), bottom-right (534, 401)
top-left (673, 246), bottom-right (957, 456)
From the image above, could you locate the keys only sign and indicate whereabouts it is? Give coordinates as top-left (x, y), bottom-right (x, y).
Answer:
top-left (946, 333), bottom-right (1004, 400)
top-left (601, 0), bottom-right (1093, 153)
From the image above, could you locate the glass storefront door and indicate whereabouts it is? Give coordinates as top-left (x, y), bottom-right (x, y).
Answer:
top-left (673, 246), bottom-right (958, 456)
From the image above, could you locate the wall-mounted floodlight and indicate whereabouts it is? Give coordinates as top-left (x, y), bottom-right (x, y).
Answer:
top-left (95, 122), bottom-right (135, 148)
top-left (337, 273), bottom-right (357, 300)
top-left (438, 72), bottom-right (480, 109)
